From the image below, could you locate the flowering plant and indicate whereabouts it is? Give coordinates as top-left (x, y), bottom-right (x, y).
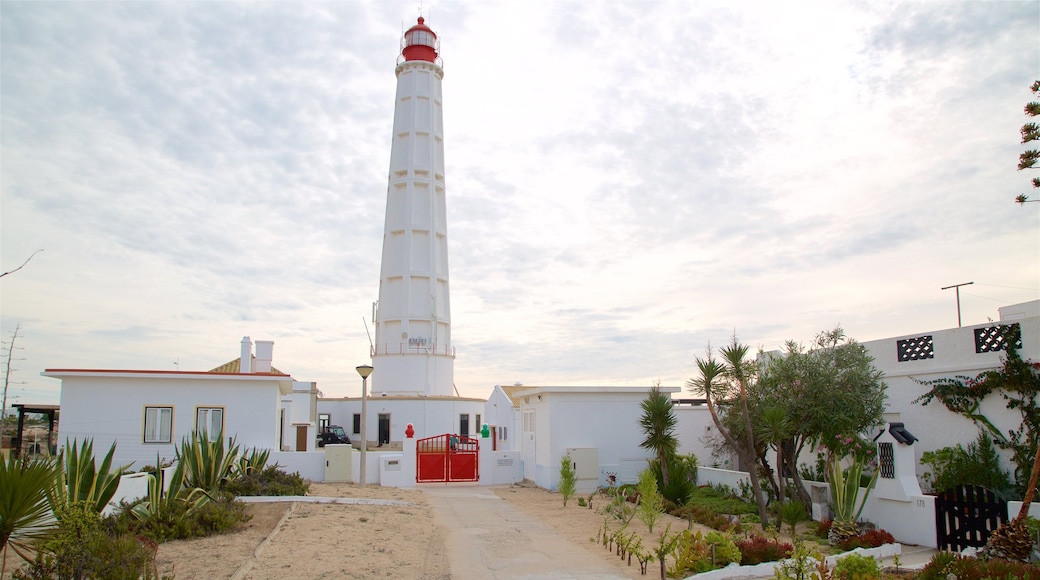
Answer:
top-left (820, 433), bottom-right (877, 464)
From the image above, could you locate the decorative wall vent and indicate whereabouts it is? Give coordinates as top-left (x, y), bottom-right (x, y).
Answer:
top-left (878, 442), bottom-right (895, 479)
top-left (897, 335), bottom-right (934, 361)
top-left (974, 323), bottom-right (1022, 353)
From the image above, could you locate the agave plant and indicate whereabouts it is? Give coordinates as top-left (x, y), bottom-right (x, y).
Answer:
top-left (0, 453), bottom-right (59, 571)
top-left (131, 457), bottom-right (207, 523)
top-left (234, 447), bottom-right (271, 478)
top-left (177, 430), bottom-right (240, 493)
top-left (827, 457), bottom-right (879, 544)
top-left (49, 439), bottom-right (127, 515)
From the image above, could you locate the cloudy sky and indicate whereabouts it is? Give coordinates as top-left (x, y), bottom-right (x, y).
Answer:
top-left (2, 1), bottom-right (1038, 406)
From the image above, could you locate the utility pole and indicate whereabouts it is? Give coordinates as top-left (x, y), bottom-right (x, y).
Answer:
top-left (941, 282), bottom-right (974, 327)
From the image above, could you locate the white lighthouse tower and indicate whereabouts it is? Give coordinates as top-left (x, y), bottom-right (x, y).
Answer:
top-left (371, 17), bottom-right (454, 398)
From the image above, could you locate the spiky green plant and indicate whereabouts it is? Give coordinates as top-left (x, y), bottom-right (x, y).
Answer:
top-left (636, 468), bottom-right (664, 533)
top-left (49, 439), bottom-right (127, 515)
top-left (827, 457), bottom-right (878, 544)
top-left (131, 458), bottom-right (207, 523)
top-left (177, 430), bottom-right (240, 494)
top-left (233, 447), bottom-right (270, 478)
top-left (0, 453), bottom-right (59, 571)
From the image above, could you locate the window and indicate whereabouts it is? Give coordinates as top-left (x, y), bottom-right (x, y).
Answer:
top-left (196, 407), bottom-right (224, 439)
top-left (459, 413), bottom-right (469, 437)
top-left (498, 426), bottom-right (508, 441)
top-left (318, 413), bottom-right (331, 431)
top-left (144, 406), bottom-right (173, 443)
top-left (352, 413), bottom-right (361, 434)
top-left (475, 414), bottom-right (482, 433)
top-left (878, 442), bottom-right (895, 479)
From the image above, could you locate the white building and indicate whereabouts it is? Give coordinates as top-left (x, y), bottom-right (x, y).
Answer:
top-left (859, 299), bottom-right (1039, 484)
top-left (46, 337), bottom-right (315, 470)
top-left (511, 385), bottom-right (681, 491)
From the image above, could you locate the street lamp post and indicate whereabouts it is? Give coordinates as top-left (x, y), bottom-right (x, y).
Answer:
top-left (356, 364), bottom-right (373, 487)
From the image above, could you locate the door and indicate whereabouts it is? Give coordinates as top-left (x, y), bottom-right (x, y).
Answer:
top-left (378, 413), bottom-right (390, 445)
top-left (295, 425), bottom-right (308, 452)
top-left (522, 410), bottom-right (535, 481)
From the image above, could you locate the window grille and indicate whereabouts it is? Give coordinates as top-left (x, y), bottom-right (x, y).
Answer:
top-left (974, 323), bottom-right (1022, 353)
top-left (879, 442), bottom-right (895, 479)
top-left (897, 335), bottom-right (934, 361)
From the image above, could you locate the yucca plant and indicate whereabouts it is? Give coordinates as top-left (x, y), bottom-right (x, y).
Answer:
top-left (49, 439), bottom-right (127, 515)
top-left (827, 457), bottom-right (878, 545)
top-left (177, 430), bottom-right (240, 494)
top-left (0, 453), bottom-right (59, 572)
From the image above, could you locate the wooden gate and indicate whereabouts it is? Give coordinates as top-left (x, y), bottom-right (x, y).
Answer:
top-left (935, 485), bottom-right (1008, 552)
top-left (416, 434), bottom-right (479, 483)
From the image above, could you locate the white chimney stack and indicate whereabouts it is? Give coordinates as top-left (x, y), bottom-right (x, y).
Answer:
top-left (240, 336), bottom-right (252, 374)
top-left (254, 340), bottom-right (274, 373)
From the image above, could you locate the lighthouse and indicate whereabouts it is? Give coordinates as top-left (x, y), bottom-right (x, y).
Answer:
top-left (370, 17), bottom-right (454, 398)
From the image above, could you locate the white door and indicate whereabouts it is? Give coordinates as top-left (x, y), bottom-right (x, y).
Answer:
top-left (522, 410), bottom-right (535, 481)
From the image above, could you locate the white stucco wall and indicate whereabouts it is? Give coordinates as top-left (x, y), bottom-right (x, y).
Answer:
top-left (514, 386), bottom-right (680, 491)
top-left (316, 396), bottom-right (485, 444)
top-left (51, 372), bottom-right (287, 470)
top-left (861, 310), bottom-right (1039, 487)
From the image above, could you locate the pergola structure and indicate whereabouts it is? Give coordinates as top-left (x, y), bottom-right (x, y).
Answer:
top-left (10, 403), bottom-right (59, 458)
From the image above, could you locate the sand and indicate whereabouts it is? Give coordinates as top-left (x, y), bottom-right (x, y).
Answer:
top-left (4, 483), bottom-right (812, 579)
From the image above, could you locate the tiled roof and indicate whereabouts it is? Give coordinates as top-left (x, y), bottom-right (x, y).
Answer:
top-left (499, 385), bottom-right (527, 407)
top-left (210, 355), bottom-right (284, 375)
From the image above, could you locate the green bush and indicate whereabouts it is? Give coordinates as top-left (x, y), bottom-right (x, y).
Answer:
top-left (221, 465), bottom-right (309, 496)
top-left (920, 433), bottom-right (1013, 498)
top-left (115, 491), bottom-right (250, 543)
top-left (832, 552), bottom-right (880, 580)
top-left (558, 455), bottom-right (576, 506)
top-left (13, 502), bottom-right (162, 580)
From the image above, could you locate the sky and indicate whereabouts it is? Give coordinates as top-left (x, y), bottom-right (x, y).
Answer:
top-left (2, 1), bottom-right (1039, 407)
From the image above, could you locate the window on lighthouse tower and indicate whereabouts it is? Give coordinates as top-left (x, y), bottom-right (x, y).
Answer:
top-left (407, 29), bottom-right (434, 48)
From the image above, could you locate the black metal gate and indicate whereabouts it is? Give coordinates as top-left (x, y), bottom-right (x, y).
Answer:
top-left (935, 485), bottom-right (1008, 552)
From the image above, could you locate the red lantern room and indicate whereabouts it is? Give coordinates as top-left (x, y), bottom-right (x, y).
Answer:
top-left (401, 16), bottom-right (439, 63)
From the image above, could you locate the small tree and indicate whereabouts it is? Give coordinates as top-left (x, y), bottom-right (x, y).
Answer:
top-left (639, 383), bottom-right (678, 487)
top-left (558, 454), bottom-right (576, 506)
top-left (688, 338), bottom-right (771, 529)
top-left (636, 468), bottom-right (664, 532)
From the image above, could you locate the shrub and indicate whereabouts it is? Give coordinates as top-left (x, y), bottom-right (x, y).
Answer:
top-left (919, 433), bottom-right (1013, 497)
top-left (814, 519), bottom-right (833, 539)
top-left (917, 552), bottom-right (1040, 580)
top-left (635, 469), bottom-right (664, 532)
top-left (13, 502), bottom-right (160, 580)
top-left (703, 531), bottom-right (741, 566)
top-left (832, 552), bottom-right (881, 580)
top-left (735, 534), bottom-right (792, 565)
top-left (221, 465), bottom-right (309, 496)
top-left (116, 491), bottom-right (250, 543)
top-left (838, 528), bottom-right (895, 551)
top-left (558, 455), bottom-right (576, 506)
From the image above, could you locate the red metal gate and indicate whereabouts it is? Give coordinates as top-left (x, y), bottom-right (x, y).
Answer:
top-left (416, 433), bottom-right (479, 483)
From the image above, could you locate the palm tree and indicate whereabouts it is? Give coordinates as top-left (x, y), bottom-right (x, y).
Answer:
top-left (755, 405), bottom-right (794, 506)
top-left (0, 453), bottom-right (59, 574)
top-left (639, 385), bottom-right (677, 487)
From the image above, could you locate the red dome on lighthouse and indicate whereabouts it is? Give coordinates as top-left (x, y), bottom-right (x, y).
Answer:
top-left (401, 16), bottom-right (439, 63)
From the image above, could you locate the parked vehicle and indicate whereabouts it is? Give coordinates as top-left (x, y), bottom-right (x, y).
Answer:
top-left (317, 425), bottom-right (351, 447)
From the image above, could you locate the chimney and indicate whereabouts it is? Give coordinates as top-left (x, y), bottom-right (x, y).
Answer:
top-left (240, 336), bottom-right (252, 374)
top-left (255, 340), bottom-right (274, 373)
